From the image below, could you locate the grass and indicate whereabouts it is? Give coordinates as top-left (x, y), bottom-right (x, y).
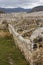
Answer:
top-left (0, 35), bottom-right (29, 65)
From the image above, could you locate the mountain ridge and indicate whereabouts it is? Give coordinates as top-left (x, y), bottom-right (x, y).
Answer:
top-left (0, 7), bottom-right (31, 13)
top-left (31, 6), bottom-right (43, 12)
top-left (0, 6), bottom-right (43, 13)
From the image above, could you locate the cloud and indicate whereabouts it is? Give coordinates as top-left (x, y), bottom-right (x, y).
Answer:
top-left (0, 0), bottom-right (42, 8)
top-left (38, 0), bottom-right (43, 5)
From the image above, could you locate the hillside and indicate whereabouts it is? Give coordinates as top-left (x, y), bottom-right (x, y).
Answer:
top-left (0, 10), bottom-right (5, 13)
top-left (0, 6), bottom-right (43, 13)
top-left (0, 30), bottom-right (28, 65)
top-left (0, 7), bottom-right (31, 13)
top-left (31, 6), bottom-right (43, 12)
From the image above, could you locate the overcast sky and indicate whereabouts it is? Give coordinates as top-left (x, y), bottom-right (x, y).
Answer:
top-left (0, 0), bottom-right (43, 8)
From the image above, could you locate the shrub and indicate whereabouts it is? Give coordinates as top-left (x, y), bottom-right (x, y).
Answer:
top-left (33, 37), bottom-right (42, 43)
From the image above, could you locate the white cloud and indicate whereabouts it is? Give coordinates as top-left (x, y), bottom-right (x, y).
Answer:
top-left (0, 0), bottom-right (43, 8)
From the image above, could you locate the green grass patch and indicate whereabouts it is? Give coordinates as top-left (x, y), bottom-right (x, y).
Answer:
top-left (0, 35), bottom-right (29, 65)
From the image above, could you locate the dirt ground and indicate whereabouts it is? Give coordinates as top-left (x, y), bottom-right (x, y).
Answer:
top-left (0, 30), bottom-right (11, 37)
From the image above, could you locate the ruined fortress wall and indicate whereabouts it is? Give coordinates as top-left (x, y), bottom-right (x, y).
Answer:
top-left (8, 24), bottom-right (32, 64)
